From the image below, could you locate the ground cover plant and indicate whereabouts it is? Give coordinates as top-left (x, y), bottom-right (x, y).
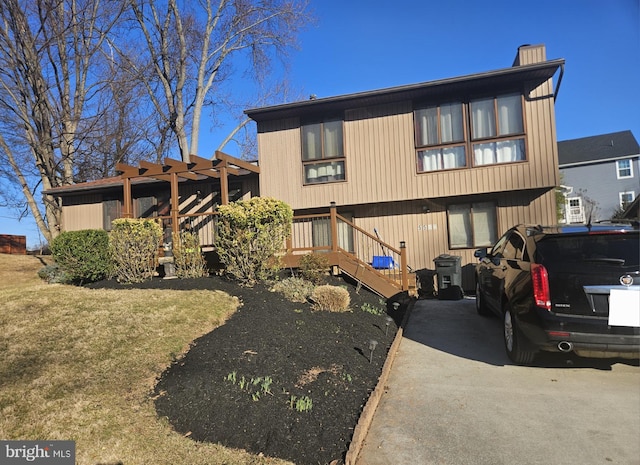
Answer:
top-left (1, 254), bottom-right (407, 465)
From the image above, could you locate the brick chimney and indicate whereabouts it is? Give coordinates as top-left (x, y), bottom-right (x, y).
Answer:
top-left (513, 44), bottom-right (547, 66)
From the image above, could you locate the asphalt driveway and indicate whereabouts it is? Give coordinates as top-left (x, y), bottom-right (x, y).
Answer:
top-left (355, 298), bottom-right (640, 465)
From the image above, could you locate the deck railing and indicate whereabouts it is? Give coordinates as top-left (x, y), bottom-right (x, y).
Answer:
top-left (156, 212), bottom-right (218, 249)
top-left (285, 202), bottom-right (410, 292)
top-left (147, 201), bottom-right (410, 295)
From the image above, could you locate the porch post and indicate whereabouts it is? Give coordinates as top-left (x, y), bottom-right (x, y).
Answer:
top-left (122, 177), bottom-right (132, 218)
top-left (400, 241), bottom-right (408, 291)
top-left (220, 163), bottom-right (229, 205)
top-left (330, 201), bottom-right (338, 252)
top-left (170, 172), bottom-right (179, 237)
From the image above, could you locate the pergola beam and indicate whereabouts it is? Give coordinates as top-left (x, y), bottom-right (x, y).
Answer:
top-left (115, 151), bottom-right (258, 230)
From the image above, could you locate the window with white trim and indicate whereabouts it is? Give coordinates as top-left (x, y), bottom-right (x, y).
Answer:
top-left (447, 202), bottom-right (498, 249)
top-left (301, 118), bottom-right (345, 184)
top-left (620, 191), bottom-right (635, 209)
top-left (617, 159), bottom-right (633, 179)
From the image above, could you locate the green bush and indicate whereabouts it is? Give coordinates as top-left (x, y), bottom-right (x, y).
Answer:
top-left (50, 229), bottom-right (111, 284)
top-left (216, 197), bottom-right (293, 286)
top-left (311, 285), bottom-right (351, 312)
top-left (109, 219), bottom-right (162, 284)
top-left (298, 253), bottom-right (330, 284)
top-left (271, 277), bottom-right (315, 303)
top-left (172, 231), bottom-right (208, 278)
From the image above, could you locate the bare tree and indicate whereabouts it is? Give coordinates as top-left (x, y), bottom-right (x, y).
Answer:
top-left (0, 0), bottom-right (144, 243)
top-left (125, 0), bottom-right (311, 162)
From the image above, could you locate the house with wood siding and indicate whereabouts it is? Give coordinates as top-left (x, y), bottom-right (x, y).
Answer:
top-left (44, 44), bottom-right (564, 296)
top-left (246, 44), bottom-right (564, 291)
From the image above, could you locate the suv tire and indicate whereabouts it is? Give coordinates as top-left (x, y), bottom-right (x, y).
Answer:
top-left (503, 304), bottom-right (536, 365)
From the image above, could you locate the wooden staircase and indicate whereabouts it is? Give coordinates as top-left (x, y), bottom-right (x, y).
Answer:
top-left (284, 203), bottom-right (416, 299)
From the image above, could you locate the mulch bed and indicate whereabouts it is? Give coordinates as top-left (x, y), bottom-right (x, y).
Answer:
top-left (88, 273), bottom-right (411, 465)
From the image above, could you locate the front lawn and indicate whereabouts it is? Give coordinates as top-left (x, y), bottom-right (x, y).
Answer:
top-left (0, 254), bottom-right (289, 465)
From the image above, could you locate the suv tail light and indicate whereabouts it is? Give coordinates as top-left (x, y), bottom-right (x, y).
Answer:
top-left (531, 263), bottom-right (551, 311)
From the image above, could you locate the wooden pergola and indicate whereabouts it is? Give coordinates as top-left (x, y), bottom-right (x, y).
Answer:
top-left (115, 151), bottom-right (260, 238)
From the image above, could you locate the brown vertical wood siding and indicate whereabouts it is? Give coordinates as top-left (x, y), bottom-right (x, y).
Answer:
top-left (256, 65), bottom-right (560, 291)
top-left (61, 194), bottom-right (104, 231)
top-left (257, 86), bottom-right (559, 211)
top-left (341, 189), bottom-right (557, 291)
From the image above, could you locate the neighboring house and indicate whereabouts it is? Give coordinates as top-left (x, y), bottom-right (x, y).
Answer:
top-left (558, 130), bottom-right (640, 223)
top-left (246, 44), bottom-right (564, 291)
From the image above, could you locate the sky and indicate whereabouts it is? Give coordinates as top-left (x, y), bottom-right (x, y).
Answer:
top-left (1, 0), bottom-right (638, 249)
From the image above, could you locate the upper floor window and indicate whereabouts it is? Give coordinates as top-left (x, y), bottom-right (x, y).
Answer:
top-left (470, 94), bottom-right (525, 166)
top-left (415, 103), bottom-right (467, 172)
top-left (617, 159), bottom-right (633, 179)
top-left (301, 119), bottom-right (345, 184)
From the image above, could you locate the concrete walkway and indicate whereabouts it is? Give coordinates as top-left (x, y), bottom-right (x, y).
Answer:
top-left (354, 298), bottom-right (640, 465)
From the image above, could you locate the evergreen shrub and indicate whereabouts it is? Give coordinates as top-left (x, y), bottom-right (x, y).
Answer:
top-left (50, 229), bottom-right (111, 284)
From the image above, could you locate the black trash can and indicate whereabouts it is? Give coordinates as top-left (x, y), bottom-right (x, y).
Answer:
top-left (433, 254), bottom-right (463, 300)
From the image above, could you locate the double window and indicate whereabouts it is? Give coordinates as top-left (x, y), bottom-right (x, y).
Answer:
top-left (415, 103), bottom-right (466, 172)
top-left (447, 202), bottom-right (497, 249)
top-left (415, 93), bottom-right (526, 172)
top-left (471, 94), bottom-right (525, 166)
top-left (301, 119), bottom-right (345, 184)
top-left (617, 159), bottom-right (633, 179)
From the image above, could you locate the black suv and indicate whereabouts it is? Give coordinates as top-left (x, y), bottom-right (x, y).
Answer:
top-left (474, 224), bottom-right (640, 364)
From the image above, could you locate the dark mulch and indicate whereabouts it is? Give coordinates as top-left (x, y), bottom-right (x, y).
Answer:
top-left (88, 273), bottom-right (411, 465)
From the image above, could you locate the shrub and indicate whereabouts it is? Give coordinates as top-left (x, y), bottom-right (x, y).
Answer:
top-left (37, 264), bottom-right (71, 284)
top-left (216, 197), bottom-right (293, 286)
top-left (109, 219), bottom-right (162, 283)
top-left (298, 253), bottom-right (330, 284)
top-left (311, 285), bottom-right (351, 312)
top-left (271, 277), bottom-right (315, 303)
top-left (172, 230), bottom-right (208, 278)
top-left (50, 229), bottom-right (111, 284)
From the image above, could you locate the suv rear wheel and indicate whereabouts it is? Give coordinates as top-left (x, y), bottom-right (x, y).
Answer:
top-left (503, 304), bottom-right (536, 365)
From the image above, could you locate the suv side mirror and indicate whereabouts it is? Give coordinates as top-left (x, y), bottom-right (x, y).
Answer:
top-left (474, 248), bottom-right (488, 260)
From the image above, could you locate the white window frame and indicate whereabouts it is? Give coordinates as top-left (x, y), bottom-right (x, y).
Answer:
top-left (566, 196), bottom-right (585, 224)
top-left (619, 191), bottom-right (635, 209)
top-left (616, 159), bottom-right (633, 179)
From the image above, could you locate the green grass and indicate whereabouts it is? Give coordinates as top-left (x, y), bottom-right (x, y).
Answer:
top-left (0, 254), bottom-right (292, 465)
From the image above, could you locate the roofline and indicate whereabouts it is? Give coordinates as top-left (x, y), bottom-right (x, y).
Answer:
top-left (245, 59), bottom-right (565, 121)
top-left (559, 153), bottom-right (640, 168)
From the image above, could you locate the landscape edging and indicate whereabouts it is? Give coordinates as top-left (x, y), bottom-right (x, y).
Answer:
top-left (343, 297), bottom-right (416, 465)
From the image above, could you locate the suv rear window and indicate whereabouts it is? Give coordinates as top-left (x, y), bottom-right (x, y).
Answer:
top-left (535, 232), bottom-right (640, 268)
